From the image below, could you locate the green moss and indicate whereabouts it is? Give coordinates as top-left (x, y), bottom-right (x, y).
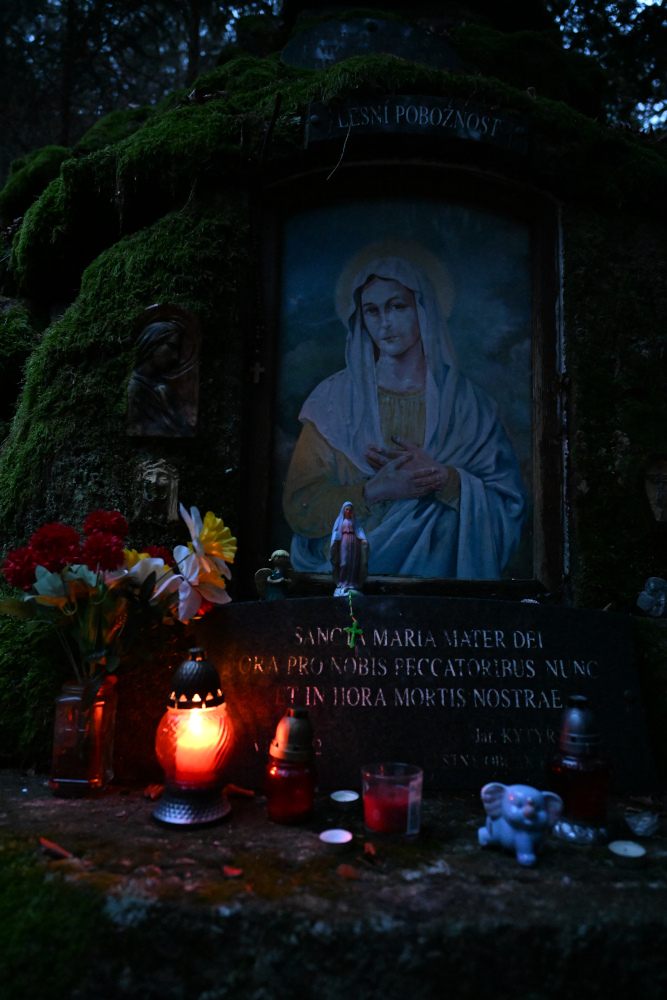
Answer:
top-left (454, 24), bottom-right (609, 118)
top-left (0, 298), bottom-right (41, 440)
top-left (197, 53), bottom-right (298, 94)
top-left (0, 227), bottom-right (12, 290)
top-left (0, 146), bottom-right (71, 225)
top-left (73, 106), bottom-right (156, 156)
top-left (10, 52), bottom-right (667, 306)
top-left (0, 202), bottom-right (247, 546)
top-left (0, 297), bottom-right (37, 359)
top-left (0, 836), bottom-right (109, 1000)
top-left (10, 177), bottom-right (68, 301)
top-left (0, 616), bottom-right (69, 767)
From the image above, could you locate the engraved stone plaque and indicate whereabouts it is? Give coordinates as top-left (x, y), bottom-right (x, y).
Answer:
top-left (194, 596), bottom-right (656, 792)
top-left (306, 96), bottom-right (529, 152)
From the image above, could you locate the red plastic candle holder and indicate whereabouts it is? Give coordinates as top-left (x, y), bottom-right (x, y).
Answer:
top-left (264, 707), bottom-right (317, 824)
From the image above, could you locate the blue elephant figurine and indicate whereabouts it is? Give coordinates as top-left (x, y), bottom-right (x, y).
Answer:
top-left (478, 782), bottom-right (563, 867)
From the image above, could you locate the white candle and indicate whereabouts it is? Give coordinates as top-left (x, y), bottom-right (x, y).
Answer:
top-left (319, 828), bottom-right (353, 852)
top-left (608, 840), bottom-right (647, 866)
top-left (331, 790), bottom-right (359, 804)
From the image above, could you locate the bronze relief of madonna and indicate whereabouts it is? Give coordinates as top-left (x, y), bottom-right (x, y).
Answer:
top-left (127, 304), bottom-right (200, 437)
top-left (271, 200), bottom-right (533, 581)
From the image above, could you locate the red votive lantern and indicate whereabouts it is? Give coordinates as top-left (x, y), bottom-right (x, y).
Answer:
top-left (362, 763), bottom-right (423, 840)
top-left (547, 694), bottom-right (611, 845)
top-left (264, 708), bottom-right (317, 824)
top-left (153, 648), bottom-right (234, 826)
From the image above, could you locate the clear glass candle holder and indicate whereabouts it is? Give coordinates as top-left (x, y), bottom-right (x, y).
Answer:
top-left (361, 763), bottom-right (423, 839)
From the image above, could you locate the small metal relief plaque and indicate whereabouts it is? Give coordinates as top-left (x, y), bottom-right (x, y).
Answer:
top-left (127, 304), bottom-right (200, 438)
top-left (306, 95), bottom-right (529, 152)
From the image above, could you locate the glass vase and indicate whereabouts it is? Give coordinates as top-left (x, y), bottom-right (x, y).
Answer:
top-left (50, 676), bottom-right (118, 796)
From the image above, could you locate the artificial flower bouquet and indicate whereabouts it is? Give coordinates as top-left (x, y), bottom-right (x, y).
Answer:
top-left (0, 503), bottom-right (236, 694)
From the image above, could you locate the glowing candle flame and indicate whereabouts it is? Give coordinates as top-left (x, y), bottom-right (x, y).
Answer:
top-left (156, 704), bottom-right (233, 789)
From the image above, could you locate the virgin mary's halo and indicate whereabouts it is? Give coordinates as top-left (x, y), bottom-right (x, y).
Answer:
top-left (335, 240), bottom-right (455, 326)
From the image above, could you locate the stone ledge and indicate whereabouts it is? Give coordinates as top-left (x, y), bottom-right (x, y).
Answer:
top-left (2, 769), bottom-right (667, 999)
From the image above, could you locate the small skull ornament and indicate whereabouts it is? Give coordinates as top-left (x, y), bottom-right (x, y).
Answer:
top-left (478, 782), bottom-right (563, 866)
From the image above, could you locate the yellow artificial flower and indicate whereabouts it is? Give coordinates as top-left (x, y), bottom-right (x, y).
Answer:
top-left (199, 511), bottom-right (237, 563)
top-left (197, 566), bottom-right (228, 590)
top-left (123, 549), bottom-right (150, 570)
top-left (33, 594), bottom-right (68, 609)
top-left (68, 579), bottom-right (97, 604)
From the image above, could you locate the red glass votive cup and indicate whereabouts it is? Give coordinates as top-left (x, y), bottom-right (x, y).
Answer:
top-left (361, 763), bottom-right (423, 840)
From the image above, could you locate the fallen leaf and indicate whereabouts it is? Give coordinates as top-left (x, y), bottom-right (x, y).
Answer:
top-left (39, 837), bottom-right (72, 860)
top-left (143, 784), bottom-right (164, 801)
top-left (223, 865), bottom-right (243, 878)
top-left (337, 864), bottom-right (360, 880)
top-left (222, 784), bottom-right (254, 798)
top-left (51, 857), bottom-right (87, 870)
top-left (360, 842), bottom-right (383, 868)
top-left (134, 865), bottom-right (162, 877)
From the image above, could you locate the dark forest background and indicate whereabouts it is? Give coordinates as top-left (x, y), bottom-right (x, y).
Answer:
top-left (1, 0), bottom-right (666, 188)
top-left (0, 0), bottom-right (278, 187)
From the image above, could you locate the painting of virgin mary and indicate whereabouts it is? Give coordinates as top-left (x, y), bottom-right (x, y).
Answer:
top-left (282, 250), bottom-right (527, 579)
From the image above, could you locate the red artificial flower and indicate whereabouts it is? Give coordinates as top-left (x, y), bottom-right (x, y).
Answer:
top-left (82, 510), bottom-right (129, 539)
top-left (81, 531), bottom-right (125, 572)
top-left (142, 545), bottom-right (175, 566)
top-left (29, 523), bottom-right (81, 573)
top-left (2, 546), bottom-right (37, 591)
top-left (197, 597), bottom-right (215, 617)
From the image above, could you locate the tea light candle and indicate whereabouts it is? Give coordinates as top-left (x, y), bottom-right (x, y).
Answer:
top-left (319, 828), bottom-right (353, 853)
top-left (608, 840), bottom-right (647, 867)
top-left (331, 790), bottom-right (359, 807)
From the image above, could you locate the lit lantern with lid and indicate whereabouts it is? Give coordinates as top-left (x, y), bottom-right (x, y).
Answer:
top-left (153, 648), bottom-right (234, 825)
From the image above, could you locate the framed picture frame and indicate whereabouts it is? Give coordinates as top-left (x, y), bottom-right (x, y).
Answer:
top-left (239, 155), bottom-right (564, 601)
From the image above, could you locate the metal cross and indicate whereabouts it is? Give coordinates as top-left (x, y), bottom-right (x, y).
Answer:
top-left (250, 362), bottom-right (265, 384)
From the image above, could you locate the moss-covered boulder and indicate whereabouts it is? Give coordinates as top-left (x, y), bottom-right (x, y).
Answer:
top-left (1, 203), bottom-right (246, 542)
top-left (0, 298), bottom-right (40, 440)
top-left (454, 24), bottom-right (609, 118)
top-left (0, 47), bottom-right (665, 606)
top-left (73, 106), bottom-right (156, 157)
top-left (0, 147), bottom-right (72, 226)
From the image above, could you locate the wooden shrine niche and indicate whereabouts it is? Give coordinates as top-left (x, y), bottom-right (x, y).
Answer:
top-left (244, 164), bottom-right (564, 600)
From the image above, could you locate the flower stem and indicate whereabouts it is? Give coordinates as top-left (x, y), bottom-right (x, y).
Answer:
top-left (57, 630), bottom-right (82, 683)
